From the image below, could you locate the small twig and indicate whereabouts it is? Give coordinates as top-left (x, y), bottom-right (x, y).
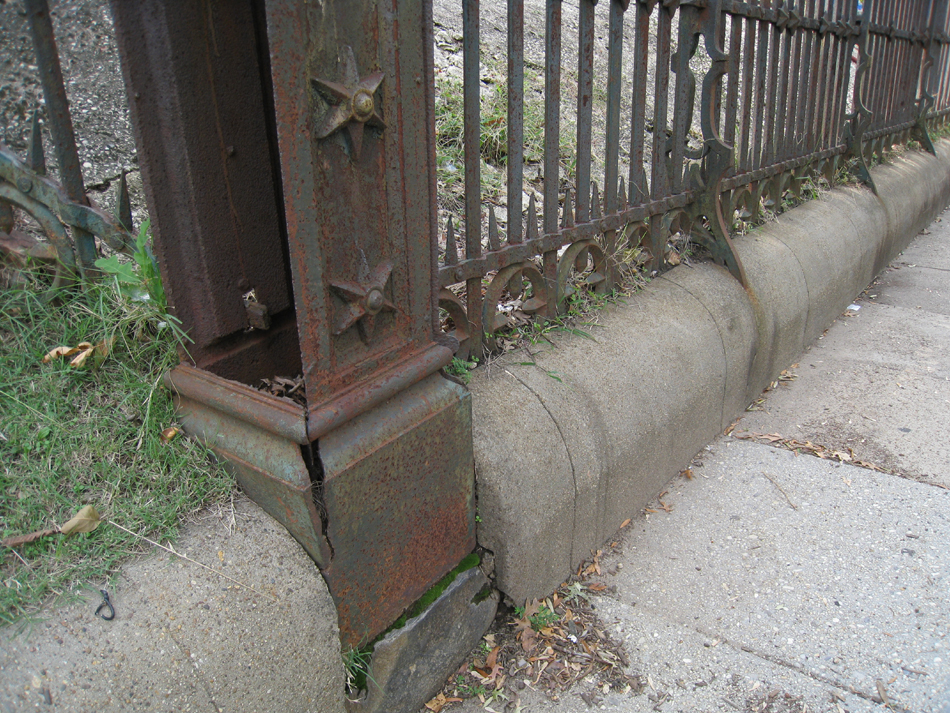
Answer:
top-left (134, 373), bottom-right (162, 452)
top-left (760, 471), bottom-right (798, 510)
top-left (8, 548), bottom-right (32, 569)
top-left (108, 520), bottom-right (279, 602)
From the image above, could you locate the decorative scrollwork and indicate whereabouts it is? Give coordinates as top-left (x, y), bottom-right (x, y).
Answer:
top-left (0, 128), bottom-right (133, 294)
top-left (481, 262), bottom-right (548, 352)
top-left (556, 239), bottom-right (609, 311)
top-left (438, 288), bottom-right (471, 360)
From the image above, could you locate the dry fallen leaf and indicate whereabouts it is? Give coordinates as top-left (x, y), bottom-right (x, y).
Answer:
top-left (69, 343), bottom-right (96, 367)
top-left (60, 505), bottom-right (101, 535)
top-left (160, 426), bottom-right (180, 444)
top-left (620, 518), bottom-right (631, 528)
top-left (424, 692), bottom-right (462, 712)
top-left (1, 527), bottom-right (60, 548)
top-left (42, 345), bottom-right (80, 363)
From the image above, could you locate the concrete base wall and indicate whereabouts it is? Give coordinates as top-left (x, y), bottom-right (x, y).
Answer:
top-left (469, 142), bottom-right (950, 607)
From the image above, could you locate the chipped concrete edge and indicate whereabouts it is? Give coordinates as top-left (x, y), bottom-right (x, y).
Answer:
top-left (469, 141), bottom-right (950, 607)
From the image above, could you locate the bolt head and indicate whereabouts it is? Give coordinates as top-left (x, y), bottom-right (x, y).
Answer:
top-left (16, 177), bottom-right (32, 193)
top-left (352, 89), bottom-right (375, 121)
top-left (365, 288), bottom-right (385, 314)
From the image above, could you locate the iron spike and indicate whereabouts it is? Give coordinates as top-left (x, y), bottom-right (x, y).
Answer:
top-left (445, 215), bottom-right (458, 265)
top-left (117, 170), bottom-right (133, 233)
top-left (591, 181), bottom-right (603, 220)
top-left (28, 109), bottom-right (46, 175)
top-left (526, 193), bottom-right (539, 245)
top-left (562, 188), bottom-right (575, 229)
top-left (618, 177), bottom-right (627, 210)
top-left (488, 206), bottom-right (500, 251)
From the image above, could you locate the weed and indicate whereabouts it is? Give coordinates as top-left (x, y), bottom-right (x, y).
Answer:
top-left (342, 646), bottom-right (376, 698)
top-left (529, 604), bottom-right (559, 631)
top-left (445, 356), bottom-right (478, 384)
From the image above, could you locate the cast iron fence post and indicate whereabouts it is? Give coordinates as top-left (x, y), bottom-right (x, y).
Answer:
top-left (112, 0), bottom-right (475, 648)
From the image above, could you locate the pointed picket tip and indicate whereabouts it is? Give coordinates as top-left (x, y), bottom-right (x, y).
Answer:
top-left (562, 188), bottom-right (575, 229)
top-left (618, 177), bottom-right (627, 210)
top-left (444, 215), bottom-right (459, 265)
top-left (591, 181), bottom-right (603, 221)
top-left (487, 206), bottom-right (501, 251)
top-left (526, 193), bottom-right (539, 245)
top-left (28, 109), bottom-right (46, 176)
top-left (116, 170), bottom-right (133, 233)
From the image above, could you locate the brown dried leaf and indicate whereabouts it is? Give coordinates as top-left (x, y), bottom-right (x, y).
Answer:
top-left (160, 426), bottom-right (180, 444)
top-left (620, 518), bottom-right (631, 528)
top-left (60, 505), bottom-right (101, 535)
top-left (2, 527), bottom-right (60, 548)
top-left (69, 344), bottom-right (95, 367)
top-left (42, 345), bottom-right (79, 363)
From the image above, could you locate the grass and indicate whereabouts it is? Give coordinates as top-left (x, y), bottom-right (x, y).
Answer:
top-left (434, 60), bottom-right (573, 218)
top-left (0, 253), bottom-right (233, 625)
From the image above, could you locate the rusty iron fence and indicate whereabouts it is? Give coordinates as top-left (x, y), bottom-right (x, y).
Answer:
top-left (0, 0), bottom-right (134, 291)
top-left (2, 0), bottom-right (950, 649)
top-left (436, 0), bottom-right (950, 359)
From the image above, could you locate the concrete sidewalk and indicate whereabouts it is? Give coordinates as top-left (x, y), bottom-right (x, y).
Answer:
top-left (455, 212), bottom-right (950, 712)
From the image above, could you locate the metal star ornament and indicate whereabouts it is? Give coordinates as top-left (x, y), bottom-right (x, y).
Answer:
top-left (310, 45), bottom-right (385, 161)
top-left (329, 261), bottom-right (395, 344)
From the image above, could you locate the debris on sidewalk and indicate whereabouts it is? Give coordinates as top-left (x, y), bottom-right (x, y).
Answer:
top-left (432, 547), bottom-right (643, 711)
top-left (732, 430), bottom-right (891, 473)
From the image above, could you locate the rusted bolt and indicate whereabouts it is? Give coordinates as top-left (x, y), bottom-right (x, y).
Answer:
top-left (352, 89), bottom-right (375, 121)
top-left (16, 177), bottom-right (32, 193)
top-left (365, 288), bottom-right (385, 314)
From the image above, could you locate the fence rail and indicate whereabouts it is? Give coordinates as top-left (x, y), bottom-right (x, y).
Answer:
top-left (436, 0), bottom-right (950, 359)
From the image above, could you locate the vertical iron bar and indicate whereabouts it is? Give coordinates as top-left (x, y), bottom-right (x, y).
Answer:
top-left (463, 0), bottom-right (483, 353)
top-left (813, 0), bottom-right (832, 151)
top-left (797, 0), bottom-right (817, 154)
top-left (752, 0), bottom-right (770, 168)
top-left (603, 0), bottom-right (625, 282)
top-left (576, 0), bottom-right (596, 223)
top-left (827, 0), bottom-right (843, 148)
top-left (725, 11), bottom-right (742, 154)
top-left (629, 2), bottom-right (651, 203)
top-left (763, 0), bottom-right (781, 166)
top-left (652, 4), bottom-right (673, 199)
top-left (786, 2), bottom-right (805, 158)
top-left (774, 7), bottom-right (793, 163)
top-left (604, 0), bottom-right (625, 216)
top-left (24, 0), bottom-right (97, 273)
top-left (508, 0), bottom-right (524, 244)
top-left (542, 0), bottom-right (562, 318)
top-left (739, 12), bottom-right (757, 171)
top-left (649, 2), bottom-right (674, 270)
top-left (670, 4), bottom-right (691, 194)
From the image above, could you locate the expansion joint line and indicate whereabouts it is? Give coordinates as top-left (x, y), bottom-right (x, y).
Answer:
top-left (659, 277), bottom-right (730, 432)
top-left (503, 368), bottom-right (579, 569)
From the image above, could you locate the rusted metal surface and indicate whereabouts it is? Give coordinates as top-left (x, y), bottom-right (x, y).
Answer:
top-left (264, 0), bottom-right (451, 409)
top-left (436, 0), bottom-right (950, 356)
top-left (261, 0), bottom-right (471, 647)
top-left (110, 0), bottom-right (295, 383)
top-left (319, 374), bottom-right (475, 648)
top-left (166, 366), bottom-right (331, 567)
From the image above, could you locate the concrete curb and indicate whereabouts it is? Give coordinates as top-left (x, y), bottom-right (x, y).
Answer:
top-left (469, 141), bottom-right (950, 607)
